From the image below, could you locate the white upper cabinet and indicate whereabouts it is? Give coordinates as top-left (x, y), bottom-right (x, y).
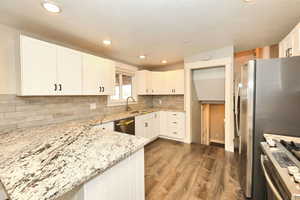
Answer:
top-left (166, 70), bottom-right (184, 95)
top-left (19, 35), bottom-right (115, 96)
top-left (82, 54), bottom-right (115, 95)
top-left (136, 70), bottom-right (152, 95)
top-left (57, 46), bottom-right (82, 95)
top-left (136, 69), bottom-right (184, 95)
top-left (20, 35), bottom-right (57, 96)
top-left (101, 59), bottom-right (115, 95)
top-left (279, 22), bottom-right (300, 58)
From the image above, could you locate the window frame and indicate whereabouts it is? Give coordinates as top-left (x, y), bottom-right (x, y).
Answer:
top-left (107, 69), bottom-right (138, 107)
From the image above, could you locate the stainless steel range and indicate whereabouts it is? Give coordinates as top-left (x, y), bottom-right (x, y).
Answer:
top-left (261, 136), bottom-right (300, 200)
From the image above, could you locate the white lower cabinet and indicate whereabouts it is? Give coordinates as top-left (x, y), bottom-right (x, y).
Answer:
top-left (136, 111), bottom-right (185, 141)
top-left (93, 122), bottom-right (114, 132)
top-left (135, 113), bottom-right (159, 141)
top-left (59, 149), bottom-right (145, 200)
top-left (160, 111), bottom-right (185, 140)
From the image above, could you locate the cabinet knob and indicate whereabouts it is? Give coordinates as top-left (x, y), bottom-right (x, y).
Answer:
top-left (103, 87), bottom-right (105, 92)
top-left (59, 84), bottom-right (62, 91)
top-left (54, 84), bottom-right (57, 91)
top-left (173, 122), bottom-right (177, 124)
top-left (173, 132), bottom-right (177, 134)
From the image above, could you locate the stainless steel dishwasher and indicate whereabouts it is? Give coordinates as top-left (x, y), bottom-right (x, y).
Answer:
top-left (114, 117), bottom-right (135, 135)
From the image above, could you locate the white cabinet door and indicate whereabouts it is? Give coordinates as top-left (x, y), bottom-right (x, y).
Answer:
top-left (57, 46), bottom-right (82, 95)
top-left (135, 115), bottom-right (146, 137)
top-left (174, 70), bottom-right (184, 94)
top-left (99, 58), bottom-right (115, 96)
top-left (145, 115), bottom-right (154, 139)
top-left (20, 35), bottom-right (57, 95)
top-left (159, 111), bottom-right (167, 136)
top-left (82, 53), bottom-right (100, 95)
top-left (151, 72), bottom-right (165, 95)
top-left (153, 112), bottom-right (160, 137)
top-left (136, 70), bottom-right (152, 95)
top-left (166, 70), bottom-right (184, 95)
top-left (83, 149), bottom-right (145, 200)
top-left (293, 24), bottom-right (300, 56)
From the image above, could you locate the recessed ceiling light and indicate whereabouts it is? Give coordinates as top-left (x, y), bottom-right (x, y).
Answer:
top-left (243, 0), bottom-right (253, 3)
top-left (161, 60), bottom-right (167, 64)
top-left (139, 55), bottom-right (146, 59)
top-left (102, 40), bottom-right (112, 46)
top-left (42, 1), bottom-right (61, 13)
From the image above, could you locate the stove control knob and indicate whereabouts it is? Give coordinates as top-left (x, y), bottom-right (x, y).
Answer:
top-left (266, 138), bottom-right (276, 147)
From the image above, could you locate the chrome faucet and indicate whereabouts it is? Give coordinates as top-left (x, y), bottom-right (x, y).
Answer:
top-left (126, 96), bottom-right (136, 111)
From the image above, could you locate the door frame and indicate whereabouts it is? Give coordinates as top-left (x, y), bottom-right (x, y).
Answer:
top-left (184, 57), bottom-right (234, 152)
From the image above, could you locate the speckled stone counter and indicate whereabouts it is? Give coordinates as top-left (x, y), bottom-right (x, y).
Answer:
top-left (92, 108), bottom-right (185, 125)
top-left (0, 120), bottom-right (149, 200)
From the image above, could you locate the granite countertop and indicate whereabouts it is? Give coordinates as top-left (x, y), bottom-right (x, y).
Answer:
top-left (0, 119), bottom-right (149, 200)
top-left (91, 107), bottom-right (185, 125)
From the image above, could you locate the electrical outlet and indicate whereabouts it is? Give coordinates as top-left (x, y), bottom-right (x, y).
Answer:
top-left (90, 103), bottom-right (97, 110)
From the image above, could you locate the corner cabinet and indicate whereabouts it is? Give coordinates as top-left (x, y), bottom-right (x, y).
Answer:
top-left (136, 69), bottom-right (184, 95)
top-left (135, 112), bottom-right (160, 141)
top-left (18, 35), bottom-right (115, 96)
top-left (279, 22), bottom-right (300, 58)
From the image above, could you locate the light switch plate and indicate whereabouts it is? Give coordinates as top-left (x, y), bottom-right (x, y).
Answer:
top-left (159, 99), bottom-right (162, 105)
top-left (90, 103), bottom-right (97, 110)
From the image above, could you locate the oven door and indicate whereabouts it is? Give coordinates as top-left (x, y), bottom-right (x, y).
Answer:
top-left (261, 155), bottom-right (286, 200)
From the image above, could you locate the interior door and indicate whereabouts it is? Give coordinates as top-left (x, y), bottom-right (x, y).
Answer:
top-left (20, 35), bottom-right (57, 95)
top-left (57, 46), bottom-right (82, 95)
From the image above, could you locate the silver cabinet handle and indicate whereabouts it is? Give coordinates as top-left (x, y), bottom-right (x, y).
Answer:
top-left (54, 84), bottom-right (57, 91)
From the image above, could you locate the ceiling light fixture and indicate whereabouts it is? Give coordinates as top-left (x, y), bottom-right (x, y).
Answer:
top-left (102, 40), bottom-right (112, 46)
top-left (243, 0), bottom-right (253, 3)
top-left (42, 1), bottom-right (61, 13)
top-left (139, 55), bottom-right (146, 59)
top-left (161, 60), bottom-right (167, 64)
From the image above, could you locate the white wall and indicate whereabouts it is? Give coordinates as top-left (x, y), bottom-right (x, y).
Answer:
top-left (184, 46), bottom-right (234, 63)
top-left (193, 67), bottom-right (225, 101)
top-left (184, 46), bottom-right (234, 152)
top-left (0, 24), bottom-right (18, 94)
top-left (145, 62), bottom-right (184, 71)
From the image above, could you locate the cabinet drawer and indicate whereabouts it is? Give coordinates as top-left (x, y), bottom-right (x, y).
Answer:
top-left (168, 130), bottom-right (184, 139)
top-left (166, 112), bottom-right (183, 120)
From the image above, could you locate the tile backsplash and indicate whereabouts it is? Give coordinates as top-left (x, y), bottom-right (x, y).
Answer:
top-left (0, 95), bottom-right (152, 134)
top-left (152, 95), bottom-right (184, 110)
top-left (0, 94), bottom-right (184, 134)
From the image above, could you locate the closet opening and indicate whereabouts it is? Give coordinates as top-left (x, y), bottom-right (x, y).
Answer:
top-left (191, 66), bottom-right (226, 148)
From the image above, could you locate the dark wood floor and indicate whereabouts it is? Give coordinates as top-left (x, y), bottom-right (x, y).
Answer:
top-left (145, 139), bottom-right (245, 200)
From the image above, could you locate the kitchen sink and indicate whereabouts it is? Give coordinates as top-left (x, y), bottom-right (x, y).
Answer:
top-left (130, 110), bottom-right (149, 114)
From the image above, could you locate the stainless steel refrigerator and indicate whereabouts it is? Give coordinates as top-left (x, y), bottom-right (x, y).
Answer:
top-left (236, 56), bottom-right (300, 200)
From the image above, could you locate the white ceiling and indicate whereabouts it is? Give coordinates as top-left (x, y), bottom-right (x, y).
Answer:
top-left (0, 0), bottom-right (300, 67)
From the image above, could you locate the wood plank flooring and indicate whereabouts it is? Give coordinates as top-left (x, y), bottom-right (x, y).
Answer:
top-left (145, 139), bottom-right (245, 200)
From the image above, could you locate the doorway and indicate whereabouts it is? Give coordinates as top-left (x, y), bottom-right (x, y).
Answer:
top-left (185, 57), bottom-right (234, 152)
top-left (201, 103), bottom-right (225, 146)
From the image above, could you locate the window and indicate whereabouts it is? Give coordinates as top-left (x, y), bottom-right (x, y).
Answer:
top-left (108, 71), bottom-right (136, 106)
